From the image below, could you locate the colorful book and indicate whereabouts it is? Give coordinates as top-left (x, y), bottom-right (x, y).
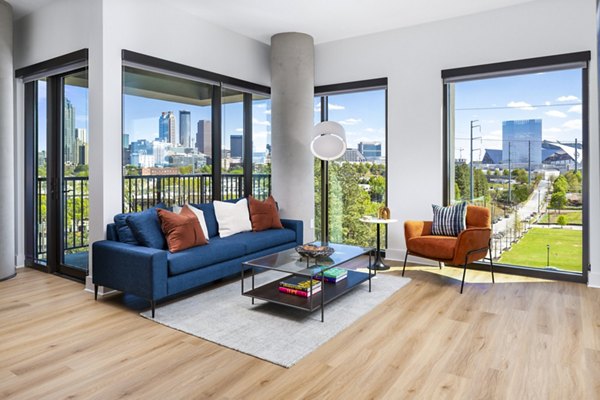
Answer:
top-left (279, 276), bottom-right (321, 291)
top-left (315, 267), bottom-right (348, 283)
top-left (317, 275), bottom-right (348, 284)
top-left (279, 286), bottom-right (321, 297)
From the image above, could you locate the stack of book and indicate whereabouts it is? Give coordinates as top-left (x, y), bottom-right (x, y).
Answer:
top-left (315, 267), bottom-right (348, 283)
top-left (279, 276), bottom-right (321, 297)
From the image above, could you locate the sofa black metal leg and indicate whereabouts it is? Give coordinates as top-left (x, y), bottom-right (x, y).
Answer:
top-left (151, 300), bottom-right (155, 318)
top-left (438, 261), bottom-right (442, 270)
top-left (94, 284), bottom-right (98, 301)
top-left (490, 256), bottom-right (495, 284)
top-left (460, 262), bottom-right (468, 294)
top-left (402, 251), bottom-right (409, 276)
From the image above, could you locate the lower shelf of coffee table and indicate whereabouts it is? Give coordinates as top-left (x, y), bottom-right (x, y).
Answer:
top-left (242, 269), bottom-right (371, 312)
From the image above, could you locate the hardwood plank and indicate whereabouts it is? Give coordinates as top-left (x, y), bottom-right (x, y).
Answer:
top-left (0, 265), bottom-right (599, 399)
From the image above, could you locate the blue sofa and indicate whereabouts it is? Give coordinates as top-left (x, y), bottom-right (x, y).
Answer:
top-left (92, 202), bottom-right (303, 317)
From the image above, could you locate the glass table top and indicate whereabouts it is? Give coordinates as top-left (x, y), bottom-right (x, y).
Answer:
top-left (243, 242), bottom-right (373, 277)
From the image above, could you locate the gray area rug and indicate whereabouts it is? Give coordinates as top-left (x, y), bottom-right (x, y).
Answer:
top-left (141, 270), bottom-right (411, 368)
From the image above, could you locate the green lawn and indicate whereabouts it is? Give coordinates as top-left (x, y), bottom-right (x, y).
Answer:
top-left (498, 227), bottom-right (582, 272)
top-left (538, 210), bottom-right (582, 225)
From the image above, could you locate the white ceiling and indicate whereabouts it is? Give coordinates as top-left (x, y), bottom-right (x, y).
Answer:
top-left (7, 0), bottom-right (538, 44)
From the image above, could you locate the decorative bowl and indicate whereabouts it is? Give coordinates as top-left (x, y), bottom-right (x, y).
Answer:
top-left (295, 244), bottom-right (335, 259)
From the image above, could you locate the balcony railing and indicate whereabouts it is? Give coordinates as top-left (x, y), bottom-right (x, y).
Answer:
top-left (122, 173), bottom-right (272, 212)
top-left (35, 174), bottom-right (272, 260)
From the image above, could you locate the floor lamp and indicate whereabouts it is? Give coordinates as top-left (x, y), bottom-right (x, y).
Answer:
top-left (311, 121), bottom-right (347, 245)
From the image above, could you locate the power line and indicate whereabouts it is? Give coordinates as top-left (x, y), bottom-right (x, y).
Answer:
top-left (456, 102), bottom-right (581, 111)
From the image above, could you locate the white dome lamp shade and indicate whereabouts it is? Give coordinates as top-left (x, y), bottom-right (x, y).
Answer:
top-left (311, 121), bottom-right (347, 160)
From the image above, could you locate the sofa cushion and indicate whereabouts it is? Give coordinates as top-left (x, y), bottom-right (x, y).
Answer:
top-left (407, 235), bottom-right (457, 260)
top-left (190, 203), bottom-right (218, 238)
top-left (248, 195), bottom-right (283, 232)
top-left (167, 236), bottom-right (246, 276)
top-left (213, 198), bottom-right (252, 238)
top-left (127, 206), bottom-right (167, 249)
top-left (157, 207), bottom-right (208, 253)
top-left (114, 203), bottom-right (166, 245)
top-left (431, 202), bottom-right (467, 237)
top-left (228, 229), bottom-right (296, 254)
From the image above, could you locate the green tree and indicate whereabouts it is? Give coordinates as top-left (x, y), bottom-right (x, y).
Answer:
top-left (369, 175), bottom-right (385, 202)
top-left (512, 168), bottom-right (528, 184)
top-left (550, 191), bottom-right (567, 213)
top-left (553, 175), bottom-right (568, 194)
top-left (557, 215), bottom-right (567, 228)
top-left (178, 166), bottom-right (193, 175)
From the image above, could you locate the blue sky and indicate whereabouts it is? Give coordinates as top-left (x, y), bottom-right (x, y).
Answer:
top-left (315, 89), bottom-right (387, 152)
top-left (454, 68), bottom-right (583, 161)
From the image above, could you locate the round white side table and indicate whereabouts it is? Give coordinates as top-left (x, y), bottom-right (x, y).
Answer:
top-left (359, 217), bottom-right (398, 270)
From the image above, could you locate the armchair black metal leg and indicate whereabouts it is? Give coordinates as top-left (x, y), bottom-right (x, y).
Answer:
top-left (460, 262), bottom-right (468, 294)
top-left (438, 261), bottom-right (442, 270)
top-left (402, 251), bottom-right (409, 276)
top-left (151, 300), bottom-right (155, 318)
top-left (94, 284), bottom-right (98, 301)
top-left (490, 256), bottom-right (495, 284)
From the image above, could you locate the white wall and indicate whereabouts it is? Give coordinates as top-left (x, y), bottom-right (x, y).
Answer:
top-left (12, 0), bottom-right (271, 287)
top-left (315, 0), bottom-right (600, 282)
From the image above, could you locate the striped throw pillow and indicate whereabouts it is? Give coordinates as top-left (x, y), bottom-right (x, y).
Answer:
top-left (431, 202), bottom-right (467, 236)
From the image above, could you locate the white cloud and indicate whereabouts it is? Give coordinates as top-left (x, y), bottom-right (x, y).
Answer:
top-left (507, 101), bottom-right (536, 111)
top-left (545, 110), bottom-right (567, 118)
top-left (329, 103), bottom-right (345, 110)
top-left (264, 109), bottom-right (271, 115)
top-left (339, 118), bottom-right (362, 126)
top-left (562, 119), bottom-right (582, 131)
top-left (543, 127), bottom-right (562, 133)
top-left (482, 129), bottom-right (502, 142)
top-left (544, 101), bottom-right (551, 106)
top-left (254, 103), bottom-right (266, 109)
top-left (568, 105), bottom-right (582, 114)
top-left (365, 128), bottom-right (375, 133)
top-left (252, 117), bottom-right (270, 126)
top-left (235, 128), bottom-right (243, 132)
top-left (556, 95), bottom-right (580, 102)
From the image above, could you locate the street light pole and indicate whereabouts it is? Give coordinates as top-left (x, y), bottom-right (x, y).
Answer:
top-left (470, 120), bottom-right (481, 202)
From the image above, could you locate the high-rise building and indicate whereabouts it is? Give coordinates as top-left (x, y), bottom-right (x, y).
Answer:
top-left (502, 119), bottom-right (542, 168)
top-left (159, 112), bottom-right (169, 142)
top-left (123, 133), bottom-right (130, 148)
top-left (196, 120), bottom-right (212, 155)
top-left (159, 111), bottom-right (176, 144)
top-left (179, 110), bottom-right (191, 147)
top-left (76, 128), bottom-right (87, 144)
top-left (230, 135), bottom-right (243, 158)
top-left (64, 99), bottom-right (78, 165)
top-left (153, 140), bottom-right (171, 166)
top-left (358, 141), bottom-right (382, 161)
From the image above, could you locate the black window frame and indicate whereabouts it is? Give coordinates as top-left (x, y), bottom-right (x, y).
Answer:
top-left (442, 51), bottom-right (591, 283)
top-left (314, 78), bottom-right (389, 247)
top-left (121, 50), bottom-right (270, 209)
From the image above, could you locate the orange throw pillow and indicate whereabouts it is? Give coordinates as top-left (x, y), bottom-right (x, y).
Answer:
top-left (248, 195), bottom-right (283, 232)
top-left (157, 206), bottom-right (208, 253)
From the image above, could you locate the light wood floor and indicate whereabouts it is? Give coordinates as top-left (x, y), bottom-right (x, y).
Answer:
top-left (1, 264), bottom-right (600, 399)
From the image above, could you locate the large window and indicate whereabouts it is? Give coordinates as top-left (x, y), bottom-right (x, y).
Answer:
top-left (315, 80), bottom-right (387, 248)
top-left (121, 51), bottom-right (271, 211)
top-left (444, 52), bottom-right (589, 280)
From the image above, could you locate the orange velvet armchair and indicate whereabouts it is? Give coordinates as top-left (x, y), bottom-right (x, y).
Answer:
top-left (402, 205), bottom-right (494, 293)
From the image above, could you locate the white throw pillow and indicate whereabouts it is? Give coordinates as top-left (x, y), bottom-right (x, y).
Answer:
top-left (213, 199), bottom-right (252, 238)
top-left (173, 204), bottom-right (210, 241)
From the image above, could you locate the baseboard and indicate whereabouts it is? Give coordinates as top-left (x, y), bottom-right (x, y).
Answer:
top-left (588, 271), bottom-right (600, 288)
top-left (84, 275), bottom-right (118, 296)
top-left (385, 248), bottom-right (440, 267)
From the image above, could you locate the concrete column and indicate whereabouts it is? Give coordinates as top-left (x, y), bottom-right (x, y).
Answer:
top-left (270, 32), bottom-right (315, 242)
top-left (0, 1), bottom-right (15, 280)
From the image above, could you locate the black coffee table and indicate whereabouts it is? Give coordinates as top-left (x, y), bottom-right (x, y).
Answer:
top-left (241, 242), bottom-right (374, 322)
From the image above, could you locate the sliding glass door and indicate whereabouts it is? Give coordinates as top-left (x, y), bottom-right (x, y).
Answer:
top-left (25, 67), bottom-right (90, 280)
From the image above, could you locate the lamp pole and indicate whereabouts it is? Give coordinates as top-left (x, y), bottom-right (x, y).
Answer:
top-left (470, 120), bottom-right (481, 202)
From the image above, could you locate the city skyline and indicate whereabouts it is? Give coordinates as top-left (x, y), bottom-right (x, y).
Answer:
top-left (454, 68), bottom-right (583, 162)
